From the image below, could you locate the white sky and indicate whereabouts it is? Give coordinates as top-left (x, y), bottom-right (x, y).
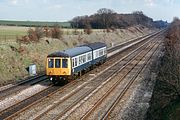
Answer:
top-left (0, 0), bottom-right (179, 22)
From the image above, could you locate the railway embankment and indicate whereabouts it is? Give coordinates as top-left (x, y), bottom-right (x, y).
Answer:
top-left (146, 19), bottom-right (180, 120)
top-left (0, 25), bottom-right (155, 85)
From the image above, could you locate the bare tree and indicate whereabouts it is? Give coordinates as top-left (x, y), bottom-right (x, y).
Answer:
top-left (132, 11), bottom-right (144, 15)
top-left (96, 8), bottom-right (116, 28)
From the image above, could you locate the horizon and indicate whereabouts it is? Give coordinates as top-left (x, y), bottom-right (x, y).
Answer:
top-left (0, 0), bottom-right (179, 23)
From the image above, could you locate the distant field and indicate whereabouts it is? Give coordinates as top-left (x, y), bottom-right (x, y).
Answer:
top-left (0, 26), bottom-right (28, 36)
top-left (0, 26), bottom-right (28, 42)
top-left (0, 20), bottom-right (71, 28)
top-left (0, 26), bottom-right (105, 43)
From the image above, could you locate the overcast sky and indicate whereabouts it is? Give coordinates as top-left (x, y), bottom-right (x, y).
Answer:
top-left (0, 0), bottom-right (179, 22)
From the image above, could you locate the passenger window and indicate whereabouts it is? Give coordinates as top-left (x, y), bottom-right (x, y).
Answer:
top-left (83, 55), bottom-right (86, 63)
top-left (79, 56), bottom-right (83, 65)
top-left (48, 59), bottom-right (54, 68)
top-left (99, 49), bottom-right (103, 56)
top-left (79, 56), bottom-right (81, 65)
top-left (75, 58), bottom-right (77, 66)
top-left (62, 59), bottom-right (68, 68)
top-left (72, 59), bottom-right (74, 67)
top-left (87, 53), bottom-right (91, 61)
top-left (104, 49), bottom-right (107, 55)
top-left (96, 51), bottom-right (99, 58)
top-left (55, 59), bottom-right (61, 68)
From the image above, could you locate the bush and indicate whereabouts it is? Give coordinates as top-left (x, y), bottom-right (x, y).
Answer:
top-left (43, 26), bottom-right (52, 37)
top-left (84, 24), bottom-right (92, 34)
top-left (17, 27), bottom-right (44, 44)
top-left (17, 35), bottom-right (30, 44)
top-left (35, 27), bottom-right (44, 40)
top-left (17, 25), bottom-right (64, 44)
top-left (51, 24), bottom-right (63, 39)
top-left (28, 28), bottom-right (39, 42)
top-left (106, 28), bottom-right (111, 32)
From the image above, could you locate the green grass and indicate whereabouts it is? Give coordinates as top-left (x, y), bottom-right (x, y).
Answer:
top-left (0, 26), bottom-right (28, 41)
top-left (0, 28), bottom-right (27, 36)
top-left (0, 20), bottom-right (71, 42)
top-left (0, 20), bottom-right (71, 28)
top-left (0, 26), bottom-right (106, 42)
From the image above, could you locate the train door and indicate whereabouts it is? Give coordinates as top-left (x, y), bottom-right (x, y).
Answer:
top-left (61, 58), bottom-right (71, 76)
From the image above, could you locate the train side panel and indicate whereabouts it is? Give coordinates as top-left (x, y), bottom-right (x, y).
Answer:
top-left (71, 51), bottom-right (93, 74)
top-left (92, 46), bottom-right (107, 65)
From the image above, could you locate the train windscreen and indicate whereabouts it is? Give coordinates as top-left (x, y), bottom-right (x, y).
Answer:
top-left (55, 59), bottom-right (61, 68)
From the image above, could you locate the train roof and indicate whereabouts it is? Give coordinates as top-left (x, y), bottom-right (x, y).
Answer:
top-left (47, 46), bottom-right (92, 57)
top-left (82, 42), bottom-right (106, 50)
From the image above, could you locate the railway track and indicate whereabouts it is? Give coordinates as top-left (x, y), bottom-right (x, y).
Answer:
top-left (81, 38), bottom-right (162, 120)
top-left (55, 34), bottom-right (162, 120)
top-left (102, 48), bottom-right (162, 120)
top-left (0, 30), bottom-right (164, 119)
top-left (0, 74), bottom-right (47, 99)
top-left (3, 30), bottom-right (165, 120)
top-left (0, 30), bottom-right (159, 99)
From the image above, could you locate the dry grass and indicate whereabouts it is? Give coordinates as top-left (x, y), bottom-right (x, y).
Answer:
top-left (0, 25), bottom-right (154, 85)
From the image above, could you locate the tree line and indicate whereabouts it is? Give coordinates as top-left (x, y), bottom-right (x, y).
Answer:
top-left (70, 8), bottom-right (168, 29)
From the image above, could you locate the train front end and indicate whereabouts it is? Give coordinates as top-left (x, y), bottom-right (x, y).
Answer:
top-left (46, 56), bottom-right (72, 84)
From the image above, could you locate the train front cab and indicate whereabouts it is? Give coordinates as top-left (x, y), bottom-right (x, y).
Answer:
top-left (46, 57), bottom-right (71, 84)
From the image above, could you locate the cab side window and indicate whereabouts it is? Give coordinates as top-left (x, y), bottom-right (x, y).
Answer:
top-left (48, 59), bottom-right (54, 68)
top-left (62, 59), bottom-right (68, 68)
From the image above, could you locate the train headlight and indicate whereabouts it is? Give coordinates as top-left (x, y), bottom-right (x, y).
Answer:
top-left (50, 77), bottom-right (53, 81)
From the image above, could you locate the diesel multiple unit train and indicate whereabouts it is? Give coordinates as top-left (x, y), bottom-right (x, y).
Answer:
top-left (46, 42), bottom-right (107, 84)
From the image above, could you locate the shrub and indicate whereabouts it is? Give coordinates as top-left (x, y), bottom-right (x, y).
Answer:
top-left (51, 24), bottom-right (63, 39)
top-left (28, 28), bottom-right (38, 42)
top-left (17, 35), bottom-right (30, 44)
top-left (43, 26), bottom-right (52, 37)
top-left (84, 24), bottom-right (92, 34)
top-left (106, 28), bottom-right (111, 32)
top-left (35, 27), bottom-right (44, 40)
